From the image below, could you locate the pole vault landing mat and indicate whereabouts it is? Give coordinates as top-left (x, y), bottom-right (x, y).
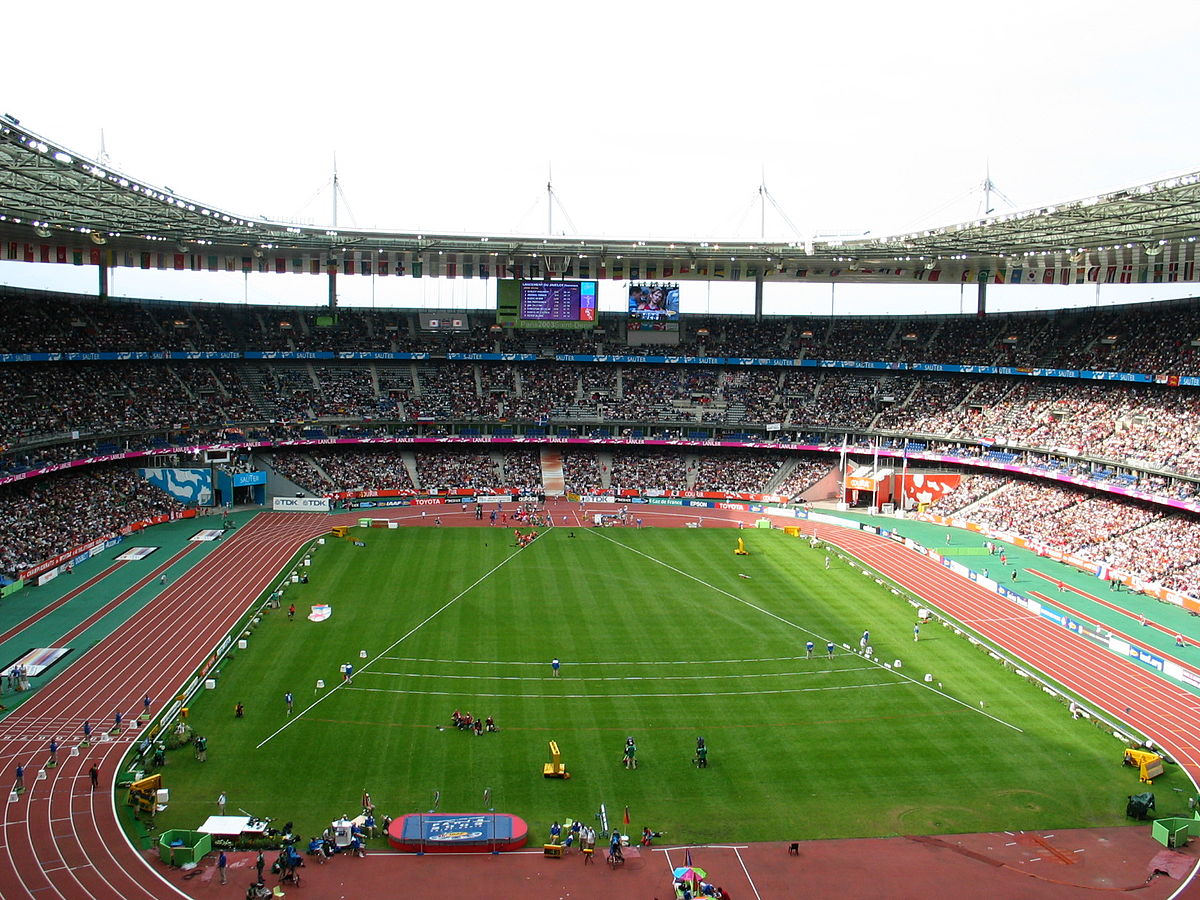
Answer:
top-left (388, 813), bottom-right (528, 853)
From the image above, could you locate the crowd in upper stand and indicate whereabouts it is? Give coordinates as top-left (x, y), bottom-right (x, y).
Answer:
top-left (3, 289), bottom-right (1200, 373)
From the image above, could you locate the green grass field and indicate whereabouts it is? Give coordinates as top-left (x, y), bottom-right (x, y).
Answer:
top-left (146, 526), bottom-right (1166, 846)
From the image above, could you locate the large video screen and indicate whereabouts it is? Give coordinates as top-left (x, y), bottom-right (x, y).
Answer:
top-left (519, 281), bottom-right (597, 322)
top-left (627, 282), bottom-right (680, 321)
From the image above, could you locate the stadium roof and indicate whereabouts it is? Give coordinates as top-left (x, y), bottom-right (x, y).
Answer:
top-left (3, 116), bottom-right (1200, 285)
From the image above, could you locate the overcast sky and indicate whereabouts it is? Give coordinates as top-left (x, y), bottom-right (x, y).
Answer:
top-left (4, 0), bottom-right (1199, 314)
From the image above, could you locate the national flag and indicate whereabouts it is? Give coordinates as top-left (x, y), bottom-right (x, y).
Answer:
top-left (72, 249), bottom-right (84, 266)
top-left (994, 269), bottom-right (1005, 284)
top-left (1042, 268), bottom-right (1054, 284)
top-left (1105, 265), bottom-right (1117, 283)
top-left (1120, 264), bottom-right (1132, 284)
top-left (663, 264), bottom-right (673, 277)
top-left (1168, 262), bottom-right (1179, 282)
top-left (190, 254), bottom-right (202, 271)
top-left (630, 265), bottom-right (639, 280)
top-left (56, 246), bottom-right (67, 264)
top-left (141, 252), bottom-right (152, 270)
top-left (1009, 268), bottom-right (1022, 283)
top-left (275, 257), bottom-right (286, 274)
top-left (479, 263), bottom-right (489, 279)
top-left (90, 247), bottom-right (102, 266)
top-left (623, 806), bottom-right (630, 825)
top-left (207, 255), bottom-right (219, 272)
top-left (1086, 266), bottom-right (1099, 283)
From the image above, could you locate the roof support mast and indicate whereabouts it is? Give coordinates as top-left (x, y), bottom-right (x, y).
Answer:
top-left (329, 154), bottom-right (339, 311)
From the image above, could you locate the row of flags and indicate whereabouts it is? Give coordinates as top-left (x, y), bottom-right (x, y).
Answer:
top-left (1, 241), bottom-right (1196, 284)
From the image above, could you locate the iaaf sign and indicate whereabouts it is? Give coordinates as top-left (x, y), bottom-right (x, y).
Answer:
top-left (272, 497), bottom-right (331, 512)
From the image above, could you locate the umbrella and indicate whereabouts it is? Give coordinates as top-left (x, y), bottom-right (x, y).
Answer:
top-left (673, 866), bottom-right (707, 882)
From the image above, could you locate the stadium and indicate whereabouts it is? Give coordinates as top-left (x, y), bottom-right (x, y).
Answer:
top-left (5, 58), bottom-right (1200, 900)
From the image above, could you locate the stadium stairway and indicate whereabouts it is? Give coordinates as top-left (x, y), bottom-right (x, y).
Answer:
top-left (539, 448), bottom-right (566, 496)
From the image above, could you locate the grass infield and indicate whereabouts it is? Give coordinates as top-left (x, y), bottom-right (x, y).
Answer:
top-left (146, 526), bottom-right (1166, 846)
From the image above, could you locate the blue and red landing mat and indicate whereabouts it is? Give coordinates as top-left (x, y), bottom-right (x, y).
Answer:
top-left (387, 813), bottom-right (528, 853)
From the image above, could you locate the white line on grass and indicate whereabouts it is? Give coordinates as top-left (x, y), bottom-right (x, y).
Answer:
top-left (586, 528), bottom-right (1024, 733)
top-left (363, 664), bottom-right (883, 682)
top-left (380, 654), bottom-right (827, 666)
top-left (342, 680), bottom-right (911, 700)
top-left (254, 544), bottom-right (528, 749)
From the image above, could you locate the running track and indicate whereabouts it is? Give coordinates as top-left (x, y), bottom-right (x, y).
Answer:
top-left (0, 512), bottom-right (328, 900)
top-left (2, 509), bottom-right (1199, 899)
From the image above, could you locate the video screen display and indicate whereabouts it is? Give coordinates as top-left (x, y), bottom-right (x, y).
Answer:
top-left (519, 281), bottom-right (597, 322)
top-left (627, 283), bottom-right (680, 320)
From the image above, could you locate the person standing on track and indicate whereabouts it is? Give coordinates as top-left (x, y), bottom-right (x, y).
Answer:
top-left (89, 764), bottom-right (99, 789)
top-left (218, 850), bottom-right (227, 884)
top-left (14, 763), bottom-right (24, 793)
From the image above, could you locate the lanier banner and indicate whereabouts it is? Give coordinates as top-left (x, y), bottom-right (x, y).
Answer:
top-left (272, 497), bottom-right (331, 512)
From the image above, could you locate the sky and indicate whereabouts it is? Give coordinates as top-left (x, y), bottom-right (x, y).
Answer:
top-left (3, 0), bottom-right (1200, 315)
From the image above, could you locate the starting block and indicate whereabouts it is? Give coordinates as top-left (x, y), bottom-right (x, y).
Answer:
top-left (543, 843), bottom-right (564, 858)
top-left (8, 790), bottom-right (18, 803)
top-left (543, 740), bottom-right (568, 778)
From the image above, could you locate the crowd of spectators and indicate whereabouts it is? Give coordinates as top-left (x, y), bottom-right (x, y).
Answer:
top-left (775, 458), bottom-right (834, 500)
top-left (562, 452), bottom-right (605, 494)
top-left (4, 287), bottom-right (1200, 376)
top-left (692, 452), bottom-right (786, 494)
top-left (0, 461), bottom-right (185, 578)
top-left (308, 449), bottom-right (415, 492)
top-left (414, 449), bottom-right (501, 492)
top-left (607, 451), bottom-right (689, 493)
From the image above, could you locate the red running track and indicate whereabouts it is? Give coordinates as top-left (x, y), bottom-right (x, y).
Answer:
top-left (3, 508), bottom-right (1199, 899)
top-left (0, 512), bottom-right (331, 900)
